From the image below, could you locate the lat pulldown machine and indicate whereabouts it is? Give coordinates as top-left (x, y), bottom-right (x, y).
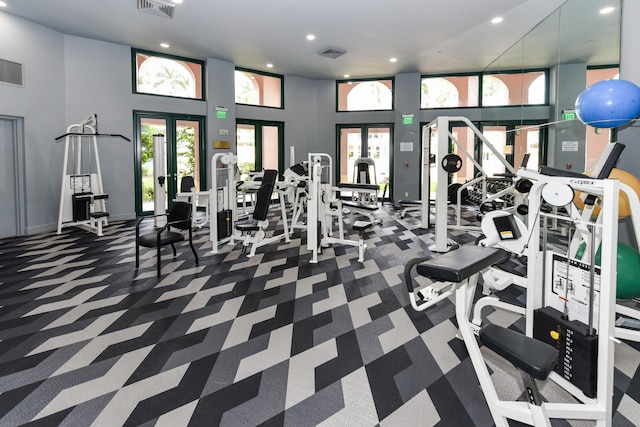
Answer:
top-left (56, 114), bottom-right (129, 236)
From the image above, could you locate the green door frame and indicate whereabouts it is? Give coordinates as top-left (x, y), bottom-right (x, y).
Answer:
top-left (133, 110), bottom-right (206, 216)
top-left (236, 119), bottom-right (285, 176)
top-left (335, 123), bottom-right (394, 201)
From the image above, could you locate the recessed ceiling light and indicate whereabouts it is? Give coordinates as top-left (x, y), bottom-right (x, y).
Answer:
top-left (160, 42), bottom-right (170, 48)
top-left (172, 0), bottom-right (183, 4)
top-left (306, 34), bottom-right (316, 41)
top-left (344, 74), bottom-right (350, 78)
top-left (389, 58), bottom-right (397, 63)
top-left (266, 63), bottom-right (273, 68)
top-left (491, 17), bottom-right (503, 24)
top-left (0, 2), bottom-right (7, 7)
top-left (600, 6), bottom-right (615, 14)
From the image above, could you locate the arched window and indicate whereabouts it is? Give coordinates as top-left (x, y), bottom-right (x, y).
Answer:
top-left (137, 57), bottom-right (196, 98)
top-left (528, 75), bottom-right (546, 104)
top-left (234, 71), bottom-right (260, 105)
top-left (482, 76), bottom-right (509, 106)
top-left (234, 69), bottom-right (283, 108)
top-left (343, 80), bottom-right (393, 111)
top-left (421, 78), bottom-right (460, 108)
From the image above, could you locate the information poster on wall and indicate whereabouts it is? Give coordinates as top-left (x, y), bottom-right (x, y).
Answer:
top-left (562, 140), bottom-right (579, 151)
top-left (545, 252), bottom-right (601, 328)
top-left (400, 142), bottom-right (413, 152)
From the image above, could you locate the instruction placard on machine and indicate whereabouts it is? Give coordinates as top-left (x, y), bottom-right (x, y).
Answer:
top-left (546, 252), bottom-right (601, 328)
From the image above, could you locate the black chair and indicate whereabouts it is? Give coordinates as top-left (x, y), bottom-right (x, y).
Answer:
top-left (135, 201), bottom-right (198, 277)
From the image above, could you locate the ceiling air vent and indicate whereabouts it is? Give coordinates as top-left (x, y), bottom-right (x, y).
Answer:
top-left (318, 48), bottom-right (347, 59)
top-left (137, 0), bottom-right (175, 19)
top-left (0, 59), bottom-right (23, 86)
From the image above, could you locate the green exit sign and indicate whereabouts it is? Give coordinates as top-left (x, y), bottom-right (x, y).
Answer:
top-left (403, 116), bottom-right (413, 125)
top-left (563, 110), bottom-right (576, 121)
top-left (216, 110), bottom-right (227, 119)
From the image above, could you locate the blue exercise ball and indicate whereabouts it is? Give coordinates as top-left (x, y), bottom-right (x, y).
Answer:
top-left (575, 79), bottom-right (640, 128)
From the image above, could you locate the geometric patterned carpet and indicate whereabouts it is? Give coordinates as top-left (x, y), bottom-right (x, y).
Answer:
top-left (1, 205), bottom-right (640, 426)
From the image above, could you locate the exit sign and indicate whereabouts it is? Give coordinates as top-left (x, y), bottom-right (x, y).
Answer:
top-left (562, 110), bottom-right (576, 121)
top-left (216, 110), bottom-right (227, 119)
top-left (402, 114), bottom-right (414, 125)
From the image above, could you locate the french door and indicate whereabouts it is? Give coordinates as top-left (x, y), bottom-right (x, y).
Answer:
top-left (236, 119), bottom-right (284, 179)
top-left (337, 124), bottom-right (393, 200)
top-left (477, 122), bottom-right (544, 176)
top-left (134, 111), bottom-right (206, 216)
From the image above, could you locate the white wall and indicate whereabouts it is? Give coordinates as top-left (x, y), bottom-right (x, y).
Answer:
top-left (0, 13), bottom-right (65, 234)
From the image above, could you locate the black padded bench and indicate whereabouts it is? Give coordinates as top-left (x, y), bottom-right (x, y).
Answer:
top-left (413, 244), bottom-right (559, 409)
top-left (337, 182), bottom-right (380, 192)
top-left (415, 245), bottom-right (509, 283)
top-left (342, 201), bottom-right (379, 212)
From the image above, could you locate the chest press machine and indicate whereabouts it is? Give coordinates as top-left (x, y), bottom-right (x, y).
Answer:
top-left (406, 176), bottom-right (621, 426)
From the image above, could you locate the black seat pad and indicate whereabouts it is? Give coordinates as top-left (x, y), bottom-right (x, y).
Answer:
top-left (416, 245), bottom-right (509, 282)
top-left (338, 182), bottom-right (379, 191)
top-left (398, 199), bottom-right (421, 205)
top-left (352, 221), bottom-right (373, 231)
top-left (343, 201), bottom-right (379, 212)
top-left (138, 230), bottom-right (185, 248)
top-left (480, 324), bottom-right (558, 381)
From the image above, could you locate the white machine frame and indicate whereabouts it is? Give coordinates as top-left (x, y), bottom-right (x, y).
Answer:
top-left (423, 116), bottom-right (522, 252)
top-left (56, 114), bottom-right (127, 236)
top-left (459, 177), bottom-right (619, 426)
top-left (307, 153), bottom-right (371, 263)
top-left (209, 152), bottom-right (239, 253)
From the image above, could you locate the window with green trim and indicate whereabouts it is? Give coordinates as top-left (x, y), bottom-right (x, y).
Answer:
top-left (421, 70), bottom-right (547, 109)
top-left (337, 78), bottom-right (394, 111)
top-left (235, 69), bottom-right (283, 108)
top-left (132, 49), bottom-right (204, 100)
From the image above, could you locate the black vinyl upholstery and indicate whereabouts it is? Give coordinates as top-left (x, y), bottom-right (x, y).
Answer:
top-left (480, 324), bottom-right (558, 381)
top-left (135, 201), bottom-right (198, 277)
top-left (236, 170), bottom-right (278, 233)
top-left (415, 245), bottom-right (509, 283)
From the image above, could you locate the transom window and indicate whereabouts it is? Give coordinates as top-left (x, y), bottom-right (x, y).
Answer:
top-left (421, 70), bottom-right (547, 109)
top-left (132, 49), bottom-right (204, 100)
top-left (234, 69), bottom-right (283, 109)
top-left (421, 75), bottom-right (479, 108)
top-left (337, 78), bottom-right (394, 111)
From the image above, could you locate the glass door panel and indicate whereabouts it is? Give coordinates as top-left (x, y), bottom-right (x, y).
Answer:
top-left (262, 125), bottom-right (279, 171)
top-left (366, 127), bottom-right (391, 190)
top-left (236, 123), bottom-right (256, 180)
top-left (175, 120), bottom-right (201, 191)
top-left (481, 125), bottom-right (507, 177)
top-left (514, 126), bottom-right (540, 170)
top-left (140, 117), bottom-right (167, 214)
top-left (339, 127), bottom-right (362, 184)
top-left (451, 125), bottom-right (475, 184)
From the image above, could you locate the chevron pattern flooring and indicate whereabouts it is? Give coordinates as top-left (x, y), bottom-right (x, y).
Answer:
top-left (1, 205), bottom-right (640, 426)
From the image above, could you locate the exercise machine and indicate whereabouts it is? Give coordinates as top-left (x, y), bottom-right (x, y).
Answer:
top-left (56, 114), bottom-right (129, 236)
top-left (209, 152), bottom-right (238, 253)
top-left (233, 170), bottom-right (292, 257)
top-left (408, 175), bottom-right (621, 425)
top-left (307, 153), bottom-right (373, 263)
top-left (424, 116), bottom-right (525, 252)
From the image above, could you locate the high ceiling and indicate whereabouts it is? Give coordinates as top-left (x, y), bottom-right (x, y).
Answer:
top-left (1, 0), bottom-right (621, 79)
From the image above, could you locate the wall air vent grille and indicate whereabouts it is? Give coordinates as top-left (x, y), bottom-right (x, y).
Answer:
top-left (0, 59), bottom-right (23, 86)
top-left (137, 0), bottom-right (175, 18)
top-left (318, 48), bottom-right (347, 59)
